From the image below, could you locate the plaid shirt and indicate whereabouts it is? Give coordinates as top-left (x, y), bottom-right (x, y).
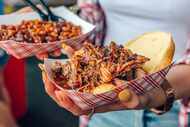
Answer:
top-left (177, 37), bottom-right (190, 127)
top-left (78, 1), bottom-right (190, 127)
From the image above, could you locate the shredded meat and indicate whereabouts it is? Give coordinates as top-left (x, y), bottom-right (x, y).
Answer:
top-left (52, 41), bottom-right (149, 92)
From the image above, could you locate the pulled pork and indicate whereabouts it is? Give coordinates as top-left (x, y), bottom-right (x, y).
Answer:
top-left (52, 42), bottom-right (149, 93)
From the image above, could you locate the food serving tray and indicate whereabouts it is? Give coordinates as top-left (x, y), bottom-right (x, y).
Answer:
top-left (0, 6), bottom-right (95, 59)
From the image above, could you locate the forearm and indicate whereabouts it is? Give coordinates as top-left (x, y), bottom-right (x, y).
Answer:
top-left (0, 70), bottom-right (4, 101)
top-left (166, 64), bottom-right (190, 100)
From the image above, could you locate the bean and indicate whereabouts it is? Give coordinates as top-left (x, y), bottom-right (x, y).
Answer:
top-left (0, 19), bottom-right (82, 43)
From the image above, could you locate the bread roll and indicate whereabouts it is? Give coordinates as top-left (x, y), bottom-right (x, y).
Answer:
top-left (125, 32), bottom-right (175, 73)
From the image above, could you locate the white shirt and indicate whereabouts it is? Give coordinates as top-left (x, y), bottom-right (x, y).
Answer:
top-left (99, 0), bottom-right (190, 60)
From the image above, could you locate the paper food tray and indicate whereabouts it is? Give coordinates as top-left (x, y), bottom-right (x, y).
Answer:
top-left (0, 6), bottom-right (95, 59)
top-left (43, 58), bottom-right (172, 110)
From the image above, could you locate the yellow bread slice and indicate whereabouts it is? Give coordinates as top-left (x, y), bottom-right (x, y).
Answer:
top-left (125, 32), bottom-right (175, 73)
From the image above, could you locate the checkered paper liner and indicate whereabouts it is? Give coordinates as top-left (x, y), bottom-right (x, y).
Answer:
top-left (44, 59), bottom-right (173, 111)
top-left (0, 32), bottom-right (93, 59)
top-left (0, 6), bottom-right (95, 59)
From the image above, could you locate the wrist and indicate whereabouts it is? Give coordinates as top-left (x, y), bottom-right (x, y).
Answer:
top-left (148, 78), bottom-right (176, 115)
top-left (146, 87), bottom-right (167, 108)
top-left (137, 87), bottom-right (166, 110)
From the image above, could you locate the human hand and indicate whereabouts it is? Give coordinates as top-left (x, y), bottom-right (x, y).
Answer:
top-left (0, 70), bottom-right (17, 127)
top-left (42, 68), bottom-right (167, 116)
top-left (0, 70), bottom-right (10, 107)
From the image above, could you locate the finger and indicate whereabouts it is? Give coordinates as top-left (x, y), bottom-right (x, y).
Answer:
top-left (49, 49), bottom-right (62, 57)
top-left (55, 91), bottom-right (84, 116)
top-left (36, 53), bottom-right (48, 60)
top-left (62, 43), bottom-right (75, 57)
top-left (113, 79), bottom-right (141, 109)
top-left (42, 72), bottom-right (58, 101)
top-left (120, 90), bottom-right (140, 109)
top-left (118, 89), bottom-right (132, 102)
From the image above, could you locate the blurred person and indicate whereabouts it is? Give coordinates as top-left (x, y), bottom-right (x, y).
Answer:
top-left (0, 2), bottom-right (72, 127)
top-left (6, 1), bottom-right (190, 127)
top-left (0, 0), bottom-right (27, 121)
top-left (0, 1), bottom-right (62, 124)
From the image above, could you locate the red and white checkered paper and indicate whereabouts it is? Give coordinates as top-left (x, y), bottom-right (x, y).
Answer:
top-left (0, 32), bottom-right (93, 59)
top-left (0, 6), bottom-right (95, 59)
top-left (44, 59), bottom-right (173, 111)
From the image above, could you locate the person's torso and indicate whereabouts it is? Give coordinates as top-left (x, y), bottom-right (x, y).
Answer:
top-left (100, 0), bottom-right (190, 60)
top-left (88, 1), bottom-right (189, 127)
top-left (88, 102), bottom-right (180, 127)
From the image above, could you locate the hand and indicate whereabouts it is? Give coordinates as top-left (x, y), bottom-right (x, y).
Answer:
top-left (0, 70), bottom-right (10, 107)
top-left (0, 70), bottom-right (17, 127)
top-left (42, 69), bottom-right (166, 116)
top-left (0, 102), bottom-right (18, 127)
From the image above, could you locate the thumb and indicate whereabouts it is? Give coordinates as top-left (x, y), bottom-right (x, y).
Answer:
top-left (62, 43), bottom-right (75, 57)
top-left (113, 79), bottom-right (132, 102)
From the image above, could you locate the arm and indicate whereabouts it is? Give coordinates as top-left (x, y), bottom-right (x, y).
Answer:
top-left (41, 52), bottom-right (190, 116)
top-left (145, 47), bottom-right (190, 111)
top-left (0, 70), bottom-right (17, 127)
top-left (166, 64), bottom-right (190, 100)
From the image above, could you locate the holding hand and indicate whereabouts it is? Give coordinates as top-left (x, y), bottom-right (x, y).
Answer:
top-left (41, 69), bottom-right (167, 116)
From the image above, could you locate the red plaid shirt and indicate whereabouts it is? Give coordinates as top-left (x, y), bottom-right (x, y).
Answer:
top-left (78, 1), bottom-right (190, 127)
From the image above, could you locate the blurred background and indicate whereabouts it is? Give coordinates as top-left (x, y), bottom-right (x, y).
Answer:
top-left (0, 0), bottom-right (79, 127)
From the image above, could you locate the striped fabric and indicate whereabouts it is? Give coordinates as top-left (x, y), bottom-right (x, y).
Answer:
top-left (78, 1), bottom-right (190, 127)
top-left (78, 1), bottom-right (106, 46)
top-left (177, 35), bottom-right (190, 127)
